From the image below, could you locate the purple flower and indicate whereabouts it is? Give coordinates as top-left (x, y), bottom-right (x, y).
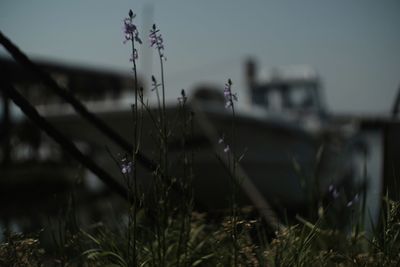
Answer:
top-left (225, 101), bottom-right (232, 109)
top-left (149, 24), bottom-right (165, 59)
top-left (328, 184), bottom-right (340, 199)
top-left (218, 135), bottom-right (230, 153)
top-left (223, 79), bottom-right (237, 109)
top-left (120, 157), bottom-right (133, 174)
top-left (129, 49), bottom-right (138, 61)
top-left (224, 145), bottom-right (230, 153)
top-left (346, 194), bottom-right (359, 207)
top-left (123, 10), bottom-right (142, 45)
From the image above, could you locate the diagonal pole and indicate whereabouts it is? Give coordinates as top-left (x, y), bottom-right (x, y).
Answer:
top-left (0, 88), bottom-right (11, 166)
top-left (190, 99), bottom-right (283, 231)
top-left (0, 30), bottom-right (156, 171)
top-left (0, 80), bottom-right (128, 199)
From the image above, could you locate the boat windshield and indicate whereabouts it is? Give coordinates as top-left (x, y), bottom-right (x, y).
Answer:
top-left (251, 80), bottom-right (322, 113)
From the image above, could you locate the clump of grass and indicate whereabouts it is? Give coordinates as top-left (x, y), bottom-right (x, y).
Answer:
top-left (368, 196), bottom-right (400, 265)
top-left (2, 196), bottom-right (400, 266)
top-left (0, 232), bottom-right (44, 266)
top-left (264, 198), bottom-right (400, 267)
top-left (77, 210), bottom-right (262, 266)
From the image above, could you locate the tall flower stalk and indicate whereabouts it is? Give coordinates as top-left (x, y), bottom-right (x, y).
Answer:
top-left (149, 24), bottom-right (167, 165)
top-left (123, 9), bottom-right (142, 266)
top-left (149, 23), bottom-right (169, 265)
top-left (223, 79), bottom-right (239, 266)
top-left (176, 89), bottom-right (195, 267)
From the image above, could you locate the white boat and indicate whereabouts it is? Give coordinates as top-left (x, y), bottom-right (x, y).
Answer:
top-left (24, 64), bottom-right (366, 226)
top-left (0, 57), bottom-right (372, 228)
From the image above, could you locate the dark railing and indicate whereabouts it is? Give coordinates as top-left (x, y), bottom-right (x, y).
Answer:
top-left (0, 80), bottom-right (129, 199)
top-left (0, 31), bottom-right (157, 199)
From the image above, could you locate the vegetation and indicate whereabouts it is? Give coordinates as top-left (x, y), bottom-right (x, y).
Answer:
top-left (1, 8), bottom-right (400, 267)
top-left (1, 198), bottom-right (400, 266)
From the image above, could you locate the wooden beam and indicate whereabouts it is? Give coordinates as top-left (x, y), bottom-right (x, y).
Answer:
top-left (0, 31), bottom-right (156, 171)
top-left (190, 100), bottom-right (283, 231)
top-left (0, 81), bottom-right (128, 199)
top-left (1, 89), bottom-right (11, 166)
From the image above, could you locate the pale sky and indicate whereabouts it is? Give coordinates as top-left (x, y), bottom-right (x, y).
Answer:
top-left (1, 0), bottom-right (399, 114)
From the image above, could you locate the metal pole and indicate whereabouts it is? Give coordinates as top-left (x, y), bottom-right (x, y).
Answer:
top-left (0, 80), bottom-right (128, 199)
top-left (1, 88), bottom-right (11, 167)
top-left (0, 30), bottom-right (156, 171)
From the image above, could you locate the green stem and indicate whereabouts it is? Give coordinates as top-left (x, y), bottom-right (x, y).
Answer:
top-left (230, 92), bottom-right (238, 267)
top-left (130, 34), bottom-right (139, 267)
top-left (158, 48), bottom-right (168, 266)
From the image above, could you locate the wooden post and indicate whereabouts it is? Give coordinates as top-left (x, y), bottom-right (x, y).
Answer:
top-left (0, 30), bottom-right (156, 172)
top-left (1, 89), bottom-right (11, 166)
top-left (0, 81), bottom-right (128, 199)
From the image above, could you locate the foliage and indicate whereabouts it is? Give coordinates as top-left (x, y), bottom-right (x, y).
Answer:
top-left (0, 232), bottom-right (45, 267)
top-left (2, 7), bottom-right (400, 267)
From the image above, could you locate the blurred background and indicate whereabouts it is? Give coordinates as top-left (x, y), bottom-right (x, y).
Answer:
top-left (1, 0), bottom-right (399, 113)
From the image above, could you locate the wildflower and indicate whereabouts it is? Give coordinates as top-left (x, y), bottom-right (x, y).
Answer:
top-left (218, 135), bottom-right (230, 152)
top-left (225, 102), bottom-right (232, 109)
top-left (328, 184), bottom-right (340, 199)
top-left (178, 89), bottom-right (187, 105)
top-left (120, 157), bottom-right (133, 174)
top-left (149, 24), bottom-right (165, 59)
top-left (346, 194), bottom-right (359, 207)
top-left (151, 75), bottom-right (161, 91)
top-left (223, 79), bottom-right (237, 109)
top-left (123, 9), bottom-right (142, 45)
top-left (129, 49), bottom-right (138, 61)
top-left (224, 145), bottom-right (230, 153)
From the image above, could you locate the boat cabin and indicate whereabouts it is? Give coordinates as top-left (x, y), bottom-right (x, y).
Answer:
top-left (251, 77), bottom-right (324, 115)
